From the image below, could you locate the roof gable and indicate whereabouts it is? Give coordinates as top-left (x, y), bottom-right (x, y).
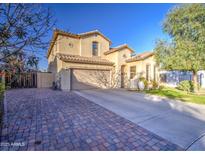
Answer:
top-left (78, 30), bottom-right (112, 43)
top-left (126, 52), bottom-right (154, 63)
top-left (104, 44), bottom-right (134, 55)
top-left (47, 29), bottom-right (112, 58)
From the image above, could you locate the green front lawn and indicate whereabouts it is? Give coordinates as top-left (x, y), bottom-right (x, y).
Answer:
top-left (145, 87), bottom-right (205, 105)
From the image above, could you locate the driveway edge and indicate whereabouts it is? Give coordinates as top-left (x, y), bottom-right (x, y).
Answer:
top-left (1, 91), bottom-right (8, 143)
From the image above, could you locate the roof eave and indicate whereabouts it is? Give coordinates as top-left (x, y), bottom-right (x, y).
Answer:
top-left (104, 45), bottom-right (134, 55)
top-left (80, 31), bottom-right (112, 45)
top-left (125, 53), bottom-right (154, 63)
top-left (60, 59), bottom-right (114, 66)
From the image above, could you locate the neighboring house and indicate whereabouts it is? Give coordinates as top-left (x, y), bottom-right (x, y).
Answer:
top-left (47, 29), bottom-right (159, 91)
top-left (160, 70), bottom-right (205, 88)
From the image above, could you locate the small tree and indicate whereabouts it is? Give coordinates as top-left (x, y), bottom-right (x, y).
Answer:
top-left (155, 4), bottom-right (205, 92)
top-left (0, 4), bottom-right (55, 72)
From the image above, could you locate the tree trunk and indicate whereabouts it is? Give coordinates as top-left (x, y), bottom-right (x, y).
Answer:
top-left (192, 71), bottom-right (198, 93)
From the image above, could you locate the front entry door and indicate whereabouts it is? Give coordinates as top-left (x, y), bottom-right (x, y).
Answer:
top-left (121, 65), bottom-right (125, 88)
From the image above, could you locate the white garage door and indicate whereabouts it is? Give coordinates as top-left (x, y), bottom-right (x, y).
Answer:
top-left (71, 69), bottom-right (111, 90)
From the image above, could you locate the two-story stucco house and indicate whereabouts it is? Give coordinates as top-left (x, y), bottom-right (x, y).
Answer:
top-left (47, 29), bottom-right (159, 91)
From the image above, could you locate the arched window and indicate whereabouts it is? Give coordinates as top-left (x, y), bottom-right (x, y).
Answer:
top-left (92, 42), bottom-right (98, 56)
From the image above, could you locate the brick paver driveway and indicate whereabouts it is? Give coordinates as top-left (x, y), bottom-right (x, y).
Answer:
top-left (1, 89), bottom-right (182, 151)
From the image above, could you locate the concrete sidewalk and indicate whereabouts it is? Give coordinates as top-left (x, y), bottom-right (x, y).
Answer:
top-left (75, 89), bottom-right (205, 150)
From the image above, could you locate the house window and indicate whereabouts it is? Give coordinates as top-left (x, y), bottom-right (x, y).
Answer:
top-left (146, 64), bottom-right (150, 81)
top-left (92, 42), bottom-right (98, 56)
top-left (130, 66), bottom-right (136, 79)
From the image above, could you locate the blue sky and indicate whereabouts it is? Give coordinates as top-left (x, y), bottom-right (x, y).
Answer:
top-left (39, 3), bottom-right (175, 70)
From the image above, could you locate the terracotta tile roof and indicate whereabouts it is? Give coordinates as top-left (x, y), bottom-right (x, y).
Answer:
top-left (47, 29), bottom-right (111, 58)
top-left (104, 44), bottom-right (134, 55)
top-left (126, 52), bottom-right (154, 63)
top-left (54, 29), bottom-right (81, 38)
top-left (57, 53), bottom-right (114, 66)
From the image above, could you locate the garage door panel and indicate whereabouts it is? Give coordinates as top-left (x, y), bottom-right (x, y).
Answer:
top-left (72, 69), bottom-right (110, 90)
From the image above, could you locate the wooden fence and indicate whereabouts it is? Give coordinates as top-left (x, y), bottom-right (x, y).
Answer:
top-left (5, 72), bottom-right (37, 88)
top-left (4, 72), bottom-right (54, 89)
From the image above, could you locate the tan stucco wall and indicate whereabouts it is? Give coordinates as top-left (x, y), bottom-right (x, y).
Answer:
top-left (48, 34), bottom-right (110, 59)
top-left (118, 48), bottom-right (132, 66)
top-left (104, 52), bottom-right (118, 67)
top-left (118, 48), bottom-right (132, 79)
top-left (80, 35), bottom-right (110, 57)
top-left (103, 48), bottom-right (132, 88)
top-left (60, 69), bottom-right (71, 91)
top-left (126, 55), bottom-right (159, 81)
top-left (48, 33), bottom-right (111, 76)
top-left (48, 57), bottom-right (63, 82)
top-left (37, 72), bottom-right (54, 88)
top-left (47, 36), bottom-right (59, 77)
top-left (48, 44), bottom-right (57, 64)
top-left (57, 35), bottom-right (80, 55)
top-left (104, 48), bottom-right (132, 69)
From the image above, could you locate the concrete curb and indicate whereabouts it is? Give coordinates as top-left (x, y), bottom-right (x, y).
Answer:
top-left (186, 133), bottom-right (205, 150)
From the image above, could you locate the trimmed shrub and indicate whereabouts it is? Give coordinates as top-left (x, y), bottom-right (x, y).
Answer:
top-left (158, 85), bottom-right (164, 90)
top-left (151, 80), bottom-right (159, 89)
top-left (177, 80), bottom-right (194, 92)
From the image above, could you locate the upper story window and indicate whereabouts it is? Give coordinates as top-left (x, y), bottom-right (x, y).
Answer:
top-left (92, 42), bottom-right (98, 56)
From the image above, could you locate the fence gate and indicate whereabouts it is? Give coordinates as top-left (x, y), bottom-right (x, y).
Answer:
top-left (5, 72), bottom-right (37, 88)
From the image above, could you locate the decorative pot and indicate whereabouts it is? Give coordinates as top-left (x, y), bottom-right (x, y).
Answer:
top-left (138, 81), bottom-right (145, 91)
